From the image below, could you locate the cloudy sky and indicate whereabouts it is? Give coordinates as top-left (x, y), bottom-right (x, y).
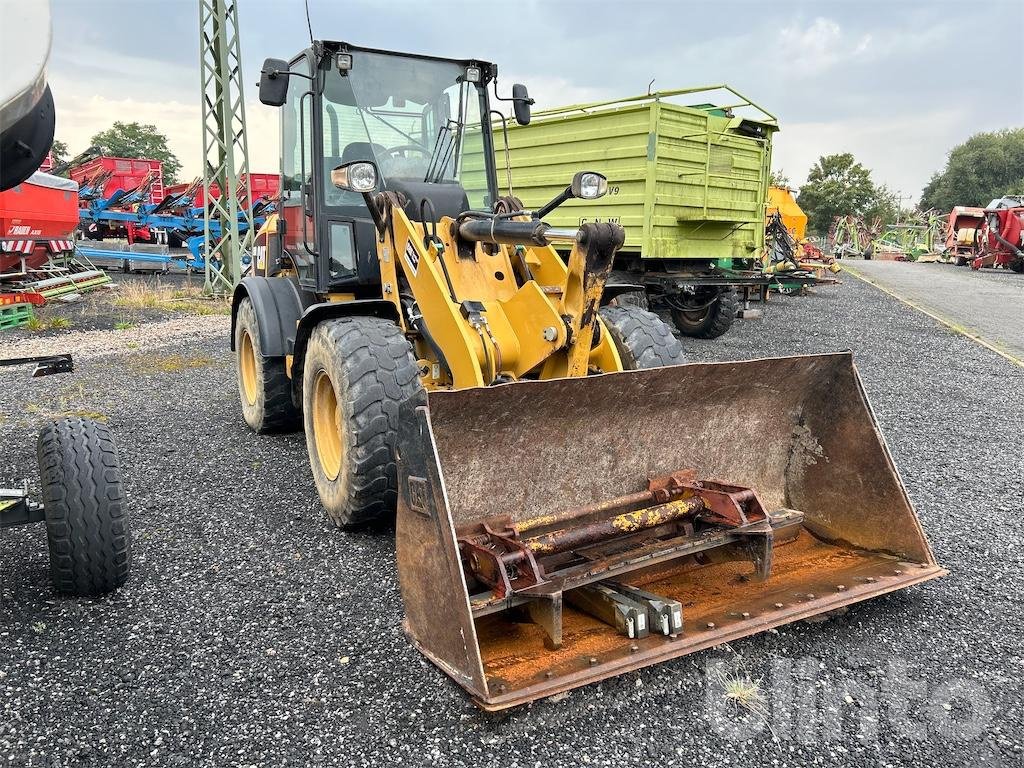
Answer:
top-left (36, 0), bottom-right (1024, 203)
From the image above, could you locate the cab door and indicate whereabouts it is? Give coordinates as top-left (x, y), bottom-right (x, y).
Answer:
top-left (279, 53), bottom-right (318, 290)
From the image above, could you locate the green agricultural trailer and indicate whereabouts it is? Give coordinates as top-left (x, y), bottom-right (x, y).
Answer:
top-left (494, 86), bottom-right (778, 338)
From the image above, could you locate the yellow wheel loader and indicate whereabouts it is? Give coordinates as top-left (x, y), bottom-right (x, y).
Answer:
top-left (234, 40), bottom-right (945, 710)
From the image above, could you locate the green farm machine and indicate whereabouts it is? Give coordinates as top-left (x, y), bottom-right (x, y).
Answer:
top-left (494, 86), bottom-right (778, 339)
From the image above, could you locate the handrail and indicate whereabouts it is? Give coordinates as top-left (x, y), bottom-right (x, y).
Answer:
top-left (530, 84), bottom-right (778, 124)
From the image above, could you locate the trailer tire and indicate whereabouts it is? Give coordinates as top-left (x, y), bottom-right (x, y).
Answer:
top-left (235, 297), bottom-right (301, 433)
top-left (1010, 259), bottom-right (1024, 274)
top-left (37, 418), bottom-right (131, 596)
top-left (302, 316), bottom-right (423, 528)
top-left (954, 255), bottom-right (969, 266)
top-left (599, 305), bottom-right (685, 369)
top-left (669, 287), bottom-right (737, 339)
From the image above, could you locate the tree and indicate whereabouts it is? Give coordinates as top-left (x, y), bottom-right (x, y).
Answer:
top-left (798, 153), bottom-right (880, 235)
top-left (769, 169), bottom-right (791, 188)
top-left (920, 128), bottom-right (1024, 211)
top-left (49, 139), bottom-right (69, 168)
top-left (862, 184), bottom-right (901, 226)
top-left (89, 121), bottom-right (182, 184)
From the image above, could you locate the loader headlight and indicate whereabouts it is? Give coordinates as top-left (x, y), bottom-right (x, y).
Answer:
top-left (332, 161), bottom-right (378, 193)
top-left (572, 171), bottom-right (608, 200)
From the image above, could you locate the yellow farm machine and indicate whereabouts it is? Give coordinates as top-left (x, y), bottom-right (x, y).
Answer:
top-left (232, 40), bottom-right (944, 708)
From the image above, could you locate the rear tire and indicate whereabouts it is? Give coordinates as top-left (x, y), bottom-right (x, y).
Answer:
top-left (235, 297), bottom-right (301, 433)
top-left (37, 418), bottom-right (131, 596)
top-left (599, 305), bottom-right (685, 369)
top-left (302, 316), bottom-right (423, 528)
top-left (669, 288), bottom-right (737, 339)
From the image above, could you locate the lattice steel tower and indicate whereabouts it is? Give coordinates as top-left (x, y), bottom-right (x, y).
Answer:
top-left (199, 0), bottom-right (253, 293)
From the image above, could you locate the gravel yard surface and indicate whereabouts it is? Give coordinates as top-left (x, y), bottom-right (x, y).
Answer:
top-left (1, 275), bottom-right (1021, 767)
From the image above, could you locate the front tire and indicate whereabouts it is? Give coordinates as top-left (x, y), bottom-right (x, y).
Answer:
top-left (599, 305), bottom-right (685, 369)
top-left (37, 418), bottom-right (131, 596)
top-left (302, 317), bottom-right (422, 528)
top-left (669, 287), bottom-right (738, 339)
top-left (235, 297), bottom-right (301, 433)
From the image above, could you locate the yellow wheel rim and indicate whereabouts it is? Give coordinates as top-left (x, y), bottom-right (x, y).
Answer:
top-left (239, 330), bottom-right (259, 406)
top-left (312, 370), bottom-right (344, 481)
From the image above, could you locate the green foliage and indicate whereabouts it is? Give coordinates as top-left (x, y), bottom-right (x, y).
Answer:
top-left (769, 169), bottom-right (791, 188)
top-left (49, 139), bottom-right (69, 168)
top-left (862, 184), bottom-right (901, 225)
top-left (797, 153), bottom-right (881, 235)
top-left (89, 121), bottom-right (182, 184)
top-left (920, 128), bottom-right (1024, 211)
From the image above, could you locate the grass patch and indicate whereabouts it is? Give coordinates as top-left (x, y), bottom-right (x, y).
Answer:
top-left (131, 353), bottom-right (215, 374)
top-left (113, 281), bottom-right (231, 316)
top-left (114, 317), bottom-right (136, 330)
top-left (24, 384), bottom-right (107, 422)
top-left (24, 315), bottom-right (73, 332)
top-left (709, 660), bottom-right (777, 740)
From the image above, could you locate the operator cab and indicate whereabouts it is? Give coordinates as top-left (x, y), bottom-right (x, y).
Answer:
top-left (258, 41), bottom-right (531, 295)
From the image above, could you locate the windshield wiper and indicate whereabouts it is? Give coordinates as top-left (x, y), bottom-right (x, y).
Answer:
top-left (424, 119), bottom-right (462, 184)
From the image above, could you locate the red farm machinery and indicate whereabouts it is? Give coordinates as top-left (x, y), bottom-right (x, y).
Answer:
top-left (971, 196), bottom-right (1024, 273)
top-left (945, 206), bottom-right (986, 266)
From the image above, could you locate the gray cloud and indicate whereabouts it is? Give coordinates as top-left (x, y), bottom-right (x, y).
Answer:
top-left (46, 0), bottom-right (1024, 201)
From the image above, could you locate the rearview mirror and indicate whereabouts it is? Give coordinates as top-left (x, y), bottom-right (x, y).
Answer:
top-left (512, 83), bottom-right (533, 126)
top-left (259, 58), bottom-right (291, 106)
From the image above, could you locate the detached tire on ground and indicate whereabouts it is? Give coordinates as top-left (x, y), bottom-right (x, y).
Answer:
top-left (302, 316), bottom-right (423, 528)
top-left (599, 305), bottom-right (686, 369)
top-left (37, 418), bottom-right (131, 596)
top-left (235, 297), bottom-right (301, 433)
top-left (669, 288), bottom-right (738, 339)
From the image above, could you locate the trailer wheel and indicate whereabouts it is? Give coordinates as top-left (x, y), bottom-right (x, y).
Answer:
top-left (235, 297), bottom-right (301, 433)
top-left (669, 287), bottom-right (737, 339)
top-left (1010, 259), bottom-right (1024, 274)
top-left (37, 418), bottom-right (131, 596)
top-left (302, 316), bottom-right (423, 528)
top-left (954, 255), bottom-right (969, 266)
top-left (599, 305), bottom-right (685, 369)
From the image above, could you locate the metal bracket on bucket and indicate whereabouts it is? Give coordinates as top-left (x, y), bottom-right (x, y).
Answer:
top-left (456, 469), bottom-right (782, 646)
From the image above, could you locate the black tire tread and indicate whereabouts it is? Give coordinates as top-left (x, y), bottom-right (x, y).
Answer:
top-left (303, 317), bottom-right (422, 528)
top-left (37, 418), bottom-right (131, 596)
top-left (671, 288), bottom-right (738, 339)
top-left (599, 305), bottom-right (686, 369)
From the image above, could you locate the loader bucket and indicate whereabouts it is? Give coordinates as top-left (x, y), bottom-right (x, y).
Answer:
top-left (395, 352), bottom-right (945, 710)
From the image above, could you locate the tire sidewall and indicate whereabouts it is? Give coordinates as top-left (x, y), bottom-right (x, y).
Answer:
top-left (235, 298), bottom-right (269, 431)
top-left (301, 324), bottom-right (354, 525)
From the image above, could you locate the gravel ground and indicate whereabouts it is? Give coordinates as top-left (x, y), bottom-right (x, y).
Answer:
top-left (1, 277), bottom-right (1021, 767)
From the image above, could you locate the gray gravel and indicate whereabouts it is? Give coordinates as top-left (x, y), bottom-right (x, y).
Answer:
top-left (1, 276), bottom-right (1021, 767)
